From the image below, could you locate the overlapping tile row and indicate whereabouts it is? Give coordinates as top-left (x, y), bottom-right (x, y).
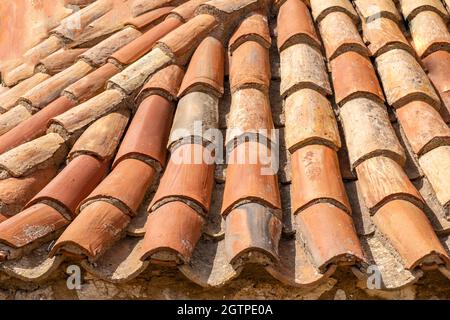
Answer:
top-left (319, 0), bottom-right (450, 288)
top-left (264, 0), bottom-right (367, 288)
top-left (355, 0), bottom-right (450, 222)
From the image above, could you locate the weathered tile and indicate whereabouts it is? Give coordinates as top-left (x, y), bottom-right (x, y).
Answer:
top-left (82, 159), bottom-right (156, 216)
top-left (409, 11), bottom-right (450, 58)
top-left (280, 43), bottom-right (331, 98)
top-left (285, 89), bottom-right (340, 153)
top-left (376, 49), bottom-right (440, 109)
top-left (149, 144), bottom-right (215, 213)
top-left (399, 0), bottom-right (448, 21)
top-left (0, 133), bottom-right (67, 178)
top-left (396, 101), bottom-right (450, 156)
top-left (319, 12), bottom-right (369, 60)
top-left (138, 64), bottom-right (185, 103)
top-left (226, 88), bottom-right (274, 146)
top-left (291, 145), bottom-right (350, 215)
top-left (51, 201), bottom-right (131, 260)
top-left (0, 96), bottom-right (75, 155)
top-left (225, 203), bottom-right (282, 266)
top-left (114, 95), bottom-right (174, 169)
top-left (354, 0), bottom-right (401, 22)
top-left (355, 156), bottom-right (423, 214)
top-left (222, 141), bottom-right (281, 216)
top-left (310, 0), bottom-right (359, 23)
top-left (38, 48), bottom-right (87, 75)
top-left (331, 52), bottom-right (384, 105)
top-left (229, 40), bottom-right (271, 93)
top-left (295, 203), bottom-right (366, 271)
top-left (362, 17), bottom-right (414, 57)
top-left (229, 10), bottom-right (271, 52)
top-left (373, 200), bottom-right (450, 269)
top-left (277, 0), bottom-right (321, 51)
top-left (27, 155), bottom-right (108, 220)
top-left (340, 98), bottom-right (405, 170)
top-left (69, 109), bottom-right (130, 161)
top-left (141, 201), bottom-right (204, 264)
top-left (419, 146), bottom-right (450, 214)
top-left (168, 92), bottom-right (219, 148)
top-left (178, 37), bottom-right (224, 97)
top-left (0, 73), bottom-right (51, 113)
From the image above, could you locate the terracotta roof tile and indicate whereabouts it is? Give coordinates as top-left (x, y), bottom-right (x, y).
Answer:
top-left (331, 51), bottom-right (384, 105)
top-left (48, 89), bottom-right (125, 145)
top-left (0, 203), bottom-right (68, 253)
top-left (285, 89), bottom-right (341, 152)
top-left (0, 106), bottom-right (32, 136)
top-left (0, 167), bottom-right (57, 217)
top-left (0, 73), bottom-right (51, 113)
top-left (37, 48), bottom-right (87, 75)
top-left (150, 143), bottom-right (215, 213)
top-left (79, 237), bottom-right (148, 283)
top-left (399, 0), bottom-right (448, 21)
top-left (0, 96), bottom-right (75, 155)
top-left (138, 64), bottom-right (185, 102)
top-left (26, 155), bottom-right (108, 220)
top-left (226, 88), bottom-right (274, 146)
top-left (108, 47), bottom-right (172, 95)
top-left (222, 141), bottom-right (281, 216)
top-left (110, 17), bottom-right (183, 66)
top-left (291, 145), bottom-right (350, 215)
top-left (362, 17), bottom-right (414, 57)
top-left (277, 0), bottom-right (320, 52)
top-left (409, 11), bottom-right (450, 58)
top-left (310, 0), bottom-right (359, 24)
top-left (3, 36), bottom-right (63, 87)
top-left (132, 0), bottom-right (184, 17)
top-left (418, 146), bottom-right (450, 214)
top-left (156, 14), bottom-right (218, 63)
top-left (178, 36), bottom-right (224, 97)
top-left (225, 202), bottom-right (282, 265)
top-left (79, 27), bottom-right (142, 67)
top-left (169, 92), bottom-right (219, 148)
top-left (339, 98), bottom-right (405, 170)
top-left (196, 0), bottom-right (263, 22)
top-left (114, 95), bottom-right (174, 169)
top-left (319, 12), bottom-right (369, 60)
top-left (423, 50), bottom-right (450, 89)
top-left (63, 62), bottom-right (121, 103)
top-left (354, 0), bottom-right (401, 22)
top-left (397, 101), bottom-right (450, 156)
top-left (373, 200), bottom-right (450, 269)
top-left (229, 11), bottom-right (271, 52)
top-left (126, 6), bottom-right (175, 29)
top-left (280, 43), bottom-right (332, 98)
top-left (50, 201), bottom-right (130, 260)
top-left (82, 158), bottom-right (156, 216)
top-left (19, 60), bottom-right (94, 111)
top-left (376, 49), bottom-right (441, 109)
top-left (229, 40), bottom-right (271, 93)
top-left (355, 156), bottom-right (424, 214)
top-left (68, 109), bottom-right (130, 161)
top-left (423, 50), bottom-right (450, 118)
top-left (296, 203), bottom-right (365, 271)
top-left (141, 201), bottom-right (204, 264)
top-left (169, 0), bottom-right (210, 22)
top-left (0, 133), bottom-right (67, 178)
